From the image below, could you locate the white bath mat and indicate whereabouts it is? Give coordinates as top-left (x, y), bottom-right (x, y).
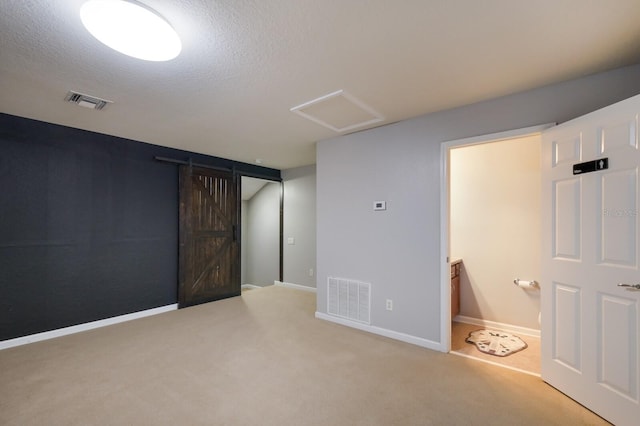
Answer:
top-left (465, 329), bottom-right (527, 357)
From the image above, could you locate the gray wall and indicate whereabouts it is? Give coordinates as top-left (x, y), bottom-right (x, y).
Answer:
top-left (316, 63), bottom-right (640, 344)
top-left (241, 200), bottom-right (248, 285)
top-left (283, 165), bottom-right (316, 288)
top-left (245, 183), bottom-right (280, 286)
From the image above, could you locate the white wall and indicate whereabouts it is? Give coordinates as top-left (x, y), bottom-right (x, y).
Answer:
top-left (283, 165), bottom-right (316, 288)
top-left (450, 135), bottom-right (541, 329)
top-left (316, 63), bottom-right (640, 347)
top-left (245, 182), bottom-right (280, 286)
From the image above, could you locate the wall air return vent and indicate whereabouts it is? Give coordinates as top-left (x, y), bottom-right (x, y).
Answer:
top-left (64, 91), bottom-right (112, 110)
top-left (327, 277), bottom-right (371, 324)
top-left (290, 90), bottom-right (384, 133)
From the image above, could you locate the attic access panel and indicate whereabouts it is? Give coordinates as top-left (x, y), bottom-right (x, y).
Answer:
top-left (290, 90), bottom-right (384, 133)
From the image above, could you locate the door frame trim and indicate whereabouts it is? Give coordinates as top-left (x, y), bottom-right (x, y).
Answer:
top-left (439, 123), bottom-right (554, 352)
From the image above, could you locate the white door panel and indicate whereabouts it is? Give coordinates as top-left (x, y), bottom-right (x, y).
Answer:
top-left (553, 283), bottom-right (582, 372)
top-left (599, 293), bottom-right (637, 400)
top-left (599, 169), bottom-right (637, 266)
top-left (542, 94), bottom-right (640, 426)
top-left (553, 178), bottom-right (581, 260)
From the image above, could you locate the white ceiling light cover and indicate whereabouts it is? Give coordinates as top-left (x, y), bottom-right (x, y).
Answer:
top-left (80, 0), bottom-right (182, 61)
top-left (290, 90), bottom-right (384, 133)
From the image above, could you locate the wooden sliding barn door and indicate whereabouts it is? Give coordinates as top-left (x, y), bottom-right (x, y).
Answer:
top-left (179, 166), bottom-right (240, 308)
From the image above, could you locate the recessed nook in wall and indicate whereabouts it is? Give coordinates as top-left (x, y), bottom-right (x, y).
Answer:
top-left (241, 176), bottom-right (283, 288)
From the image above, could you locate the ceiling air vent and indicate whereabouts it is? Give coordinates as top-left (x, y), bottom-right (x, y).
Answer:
top-left (64, 91), bottom-right (112, 110)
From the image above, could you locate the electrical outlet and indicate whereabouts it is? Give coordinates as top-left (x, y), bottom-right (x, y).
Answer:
top-left (309, 268), bottom-right (314, 276)
top-left (386, 299), bottom-right (393, 311)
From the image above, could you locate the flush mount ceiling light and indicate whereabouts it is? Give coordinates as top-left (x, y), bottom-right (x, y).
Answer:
top-left (80, 0), bottom-right (182, 61)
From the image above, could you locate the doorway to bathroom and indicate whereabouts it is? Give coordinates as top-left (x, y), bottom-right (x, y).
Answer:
top-left (443, 126), bottom-right (547, 376)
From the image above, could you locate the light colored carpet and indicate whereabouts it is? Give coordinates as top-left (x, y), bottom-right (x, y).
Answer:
top-left (0, 286), bottom-right (607, 425)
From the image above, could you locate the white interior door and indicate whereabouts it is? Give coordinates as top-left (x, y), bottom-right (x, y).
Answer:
top-left (541, 94), bottom-right (640, 426)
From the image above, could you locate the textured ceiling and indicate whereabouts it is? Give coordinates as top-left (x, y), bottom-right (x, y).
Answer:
top-left (1, 0), bottom-right (640, 170)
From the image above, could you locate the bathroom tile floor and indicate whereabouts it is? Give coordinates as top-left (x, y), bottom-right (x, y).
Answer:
top-left (451, 321), bottom-right (540, 376)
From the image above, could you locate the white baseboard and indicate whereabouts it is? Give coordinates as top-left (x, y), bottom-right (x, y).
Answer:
top-left (274, 280), bottom-right (317, 293)
top-left (454, 315), bottom-right (540, 338)
top-left (0, 304), bottom-right (178, 351)
top-left (315, 312), bottom-right (445, 352)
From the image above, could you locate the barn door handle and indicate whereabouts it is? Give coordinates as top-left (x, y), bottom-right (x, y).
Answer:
top-left (618, 283), bottom-right (640, 290)
top-left (232, 225), bottom-right (237, 242)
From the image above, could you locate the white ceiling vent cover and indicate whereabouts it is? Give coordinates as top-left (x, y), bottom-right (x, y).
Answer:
top-left (65, 91), bottom-right (113, 110)
top-left (290, 90), bottom-right (383, 133)
top-left (327, 277), bottom-right (371, 324)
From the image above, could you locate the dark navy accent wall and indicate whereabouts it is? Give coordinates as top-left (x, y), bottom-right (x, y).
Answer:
top-left (0, 113), bottom-right (279, 341)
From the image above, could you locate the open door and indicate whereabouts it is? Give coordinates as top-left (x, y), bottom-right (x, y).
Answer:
top-left (541, 94), bottom-right (640, 425)
top-left (179, 166), bottom-right (240, 308)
